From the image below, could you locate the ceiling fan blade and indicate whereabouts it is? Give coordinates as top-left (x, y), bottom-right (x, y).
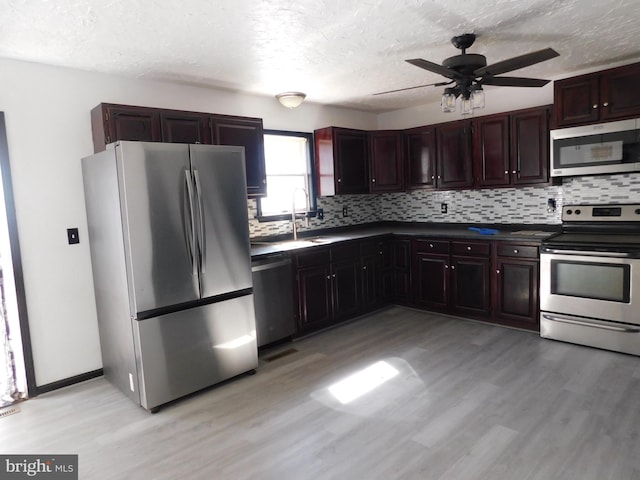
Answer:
top-left (481, 76), bottom-right (551, 87)
top-left (373, 80), bottom-right (454, 96)
top-left (406, 58), bottom-right (458, 79)
top-left (474, 48), bottom-right (559, 77)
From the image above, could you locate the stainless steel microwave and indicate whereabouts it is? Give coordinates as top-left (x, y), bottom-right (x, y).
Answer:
top-left (550, 118), bottom-right (640, 177)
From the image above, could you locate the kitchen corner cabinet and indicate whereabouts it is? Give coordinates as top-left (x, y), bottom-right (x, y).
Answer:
top-left (90, 103), bottom-right (267, 197)
top-left (493, 242), bottom-right (540, 331)
top-left (404, 126), bottom-right (437, 190)
top-left (368, 131), bottom-right (404, 192)
top-left (435, 120), bottom-right (474, 189)
top-left (554, 62), bottom-right (640, 127)
top-left (315, 127), bottom-right (369, 196)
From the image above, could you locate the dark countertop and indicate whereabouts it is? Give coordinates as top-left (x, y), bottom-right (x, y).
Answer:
top-left (250, 222), bottom-right (560, 257)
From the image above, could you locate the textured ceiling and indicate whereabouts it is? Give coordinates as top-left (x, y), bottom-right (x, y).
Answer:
top-left (2, 0), bottom-right (640, 112)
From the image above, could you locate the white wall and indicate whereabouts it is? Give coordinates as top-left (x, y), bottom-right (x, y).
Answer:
top-left (0, 58), bottom-right (378, 386)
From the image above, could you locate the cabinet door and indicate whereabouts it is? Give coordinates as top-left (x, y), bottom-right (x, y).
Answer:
top-left (510, 107), bottom-right (549, 185)
top-left (413, 253), bottom-right (448, 309)
top-left (297, 265), bottom-right (332, 332)
top-left (473, 114), bottom-right (510, 187)
top-left (450, 256), bottom-right (490, 317)
top-left (101, 104), bottom-right (161, 146)
top-left (436, 121), bottom-right (473, 189)
top-left (601, 63), bottom-right (640, 121)
top-left (494, 258), bottom-right (539, 330)
top-left (394, 238), bottom-right (412, 303)
top-left (211, 116), bottom-right (266, 197)
top-left (334, 130), bottom-right (369, 194)
top-left (553, 74), bottom-right (600, 127)
top-left (405, 127), bottom-right (436, 189)
top-left (160, 111), bottom-right (210, 144)
top-left (369, 131), bottom-right (404, 192)
top-left (332, 260), bottom-right (361, 321)
top-left (360, 255), bottom-right (380, 312)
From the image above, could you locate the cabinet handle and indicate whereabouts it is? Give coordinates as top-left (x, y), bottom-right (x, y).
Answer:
top-left (451, 265), bottom-right (456, 270)
top-left (379, 251), bottom-right (383, 255)
top-left (445, 264), bottom-right (449, 269)
top-left (363, 266), bottom-right (367, 270)
top-left (431, 175), bottom-right (435, 180)
top-left (326, 275), bottom-right (331, 280)
top-left (603, 102), bottom-right (609, 107)
top-left (429, 243), bottom-right (434, 248)
top-left (333, 274), bottom-right (336, 278)
top-left (592, 104), bottom-right (598, 109)
top-left (372, 178), bottom-right (376, 183)
top-left (437, 175), bottom-right (441, 179)
top-left (467, 246), bottom-right (471, 251)
top-left (512, 170), bottom-right (516, 174)
top-left (504, 170), bottom-right (509, 175)
top-left (262, 178), bottom-right (267, 184)
top-left (513, 249), bottom-right (519, 254)
top-left (496, 269), bottom-right (501, 274)
top-left (337, 178), bottom-right (342, 183)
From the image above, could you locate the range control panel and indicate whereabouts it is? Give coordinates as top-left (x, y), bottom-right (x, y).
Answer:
top-left (562, 204), bottom-right (640, 222)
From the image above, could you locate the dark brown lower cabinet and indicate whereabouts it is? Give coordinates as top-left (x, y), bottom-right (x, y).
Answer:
top-left (361, 238), bottom-right (394, 312)
top-left (296, 264), bottom-right (332, 332)
top-left (393, 237), bottom-right (412, 304)
top-left (493, 242), bottom-right (540, 331)
top-left (450, 255), bottom-right (491, 317)
top-left (413, 251), bottom-right (449, 310)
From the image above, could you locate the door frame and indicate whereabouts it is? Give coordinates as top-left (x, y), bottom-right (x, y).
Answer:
top-left (0, 112), bottom-right (37, 397)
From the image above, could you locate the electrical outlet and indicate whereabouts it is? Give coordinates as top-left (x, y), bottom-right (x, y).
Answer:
top-left (441, 203), bottom-right (448, 214)
top-left (317, 208), bottom-right (324, 220)
top-left (67, 228), bottom-right (80, 244)
top-left (342, 206), bottom-right (349, 217)
top-left (547, 198), bottom-right (557, 213)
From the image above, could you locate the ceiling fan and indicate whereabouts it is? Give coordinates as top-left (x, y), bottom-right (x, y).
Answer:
top-left (375, 33), bottom-right (559, 112)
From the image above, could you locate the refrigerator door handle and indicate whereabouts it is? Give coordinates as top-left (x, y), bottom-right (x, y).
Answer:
top-left (184, 170), bottom-right (198, 275)
top-left (193, 169), bottom-right (206, 273)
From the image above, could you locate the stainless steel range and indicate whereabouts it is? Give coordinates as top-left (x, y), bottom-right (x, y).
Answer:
top-left (540, 204), bottom-right (640, 356)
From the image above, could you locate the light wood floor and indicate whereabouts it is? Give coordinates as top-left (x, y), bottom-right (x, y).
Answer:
top-left (2, 307), bottom-right (640, 479)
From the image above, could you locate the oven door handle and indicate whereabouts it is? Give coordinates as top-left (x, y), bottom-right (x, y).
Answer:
top-left (542, 313), bottom-right (640, 333)
top-left (541, 248), bottom-right (634, 258)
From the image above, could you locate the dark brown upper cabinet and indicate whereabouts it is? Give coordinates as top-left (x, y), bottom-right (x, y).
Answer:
top-left (91, 104), bottom-right (161, 149)
top-left (435, 120), bottom-right (474, 189)
top-left (554, 62), bottom-right (640, 127)
top-left (210, 115), bottom-right (266, 197)
top-left (90, 103), bottom-right (267, 197)
top-left (404, 126), bottom-right (436, 190)
top-left (315, 127), bottom-right (369, 196)
top-left (368, 130), bottom-right (404, 193)
top-left (473, 114), bottom-right (510, 188)
top-left (160, 111), bottom-right (211, 145)
top-left (510, 106), bottom-right (549, 185)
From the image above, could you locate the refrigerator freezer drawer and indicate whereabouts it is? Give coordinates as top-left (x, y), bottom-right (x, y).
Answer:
top-left (132, 294), bottom-right (258, 410)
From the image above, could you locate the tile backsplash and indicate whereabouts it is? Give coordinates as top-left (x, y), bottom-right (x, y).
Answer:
top-left (248, 173), bottom-right (640, 238)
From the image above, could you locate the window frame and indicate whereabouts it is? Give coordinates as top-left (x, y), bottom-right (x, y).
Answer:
top-left (256, 129), bottom-right (318, 222)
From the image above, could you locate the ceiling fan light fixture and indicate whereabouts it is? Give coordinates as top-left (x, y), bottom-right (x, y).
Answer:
top-left (276, 92), bottom-right (306, 108)
top-left (470, 84), bottom-right (485, 110)
top-left (441, 88), bottom-right (456, 112)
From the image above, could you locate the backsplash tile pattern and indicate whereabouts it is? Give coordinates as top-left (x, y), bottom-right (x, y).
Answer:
top-left (248, 173), bottom-right (640, 238)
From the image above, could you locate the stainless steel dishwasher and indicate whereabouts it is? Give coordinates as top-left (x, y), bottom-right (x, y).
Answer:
top-left (251, 253), bottom-right (296, 347)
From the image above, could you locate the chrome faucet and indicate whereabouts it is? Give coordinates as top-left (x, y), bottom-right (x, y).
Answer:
top-left (292, 187), bottom-right (310, 240)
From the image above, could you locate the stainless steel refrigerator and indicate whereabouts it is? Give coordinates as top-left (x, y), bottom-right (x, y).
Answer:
top-left (82, 141), bottom-right (257, 412)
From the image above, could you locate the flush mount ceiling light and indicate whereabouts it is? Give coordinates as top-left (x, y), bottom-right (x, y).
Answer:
top-left (276, 92), bottom-right (306, 108)
top-left (375, 33), bottom-right (559, 115)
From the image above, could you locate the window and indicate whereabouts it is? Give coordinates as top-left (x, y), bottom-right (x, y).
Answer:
top-left (258, 130), bottom-right (316, 220)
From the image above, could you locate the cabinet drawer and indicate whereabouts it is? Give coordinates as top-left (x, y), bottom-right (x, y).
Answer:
top-left (413, 239), bottom-right (449, 254)
top-left (295, 248), bottom-right (330, 268)
top-left (331, 242), bottom-right (360, 262)
top-left (497, 243), bottom-right (539, 259)
top-left (451, 241), bottom-right (491, 257)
